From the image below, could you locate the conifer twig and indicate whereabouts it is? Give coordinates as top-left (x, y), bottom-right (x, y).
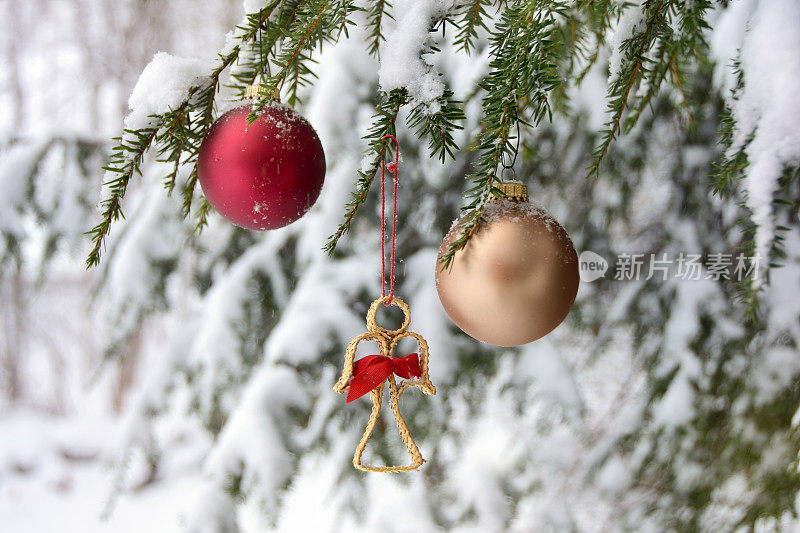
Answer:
top-left (249, 0), bottom-right (355, 117)
top-left (438, 1), bottom-right (568, 270)
top-left (455, 0), bottom-right (489, 53)
top-left (366, 0), bottom-right (392, 57)
top-left (86, 126), bottom-right (159, 267)
top-left (586, 0), bottom-right (666, 178)
top-left (324, 89), bottom-right (407, 255)
top-left (85, 2), bottom-right (283, 267)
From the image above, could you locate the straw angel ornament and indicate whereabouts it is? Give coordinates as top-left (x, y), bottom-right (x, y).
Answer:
top-left (333, 296), bottom-right (436, 472)
top-left (333, 136), bottom-right (436, 472)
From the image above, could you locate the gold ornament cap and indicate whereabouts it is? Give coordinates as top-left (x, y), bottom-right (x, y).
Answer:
top-left (244, 84), bottom-right (280, 100)
top-left (244, 84), bottom-right (264, 99)
top-left (491, 180), bottom-right (528, 201)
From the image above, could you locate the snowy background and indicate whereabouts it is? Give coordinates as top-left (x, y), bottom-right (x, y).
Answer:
top-left (1, 1), bottom-right (800, 532)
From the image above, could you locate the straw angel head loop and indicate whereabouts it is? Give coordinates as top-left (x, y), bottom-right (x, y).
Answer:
top-left (334, 296), bottom-right (436, 472)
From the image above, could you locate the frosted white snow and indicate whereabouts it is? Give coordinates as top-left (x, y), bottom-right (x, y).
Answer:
top-left (204, 365), bottom-right (309, 511)
top-left (186, 235), bottom-right (291, 417)
top-left (97, 187), bottom-right (183, 348)
top-left (125, 52), bottom-right (211, 130)
top-left (714, 0), bottom-right (800, 271)
top-left (764, 230), bottom-right (800, 342)
top-left (710, 0), bottom-right (757, 93)
top-left (264, 260), bottom-right (367, 367)
top-left (652, 278), bottom-right (718, 428)
top-left (378, 0), bottom-right (452, 105)
top-left (653, 366), bottom-right (695, 427)
top-left (184, 483), bottom-right (239, 533)
top-left (518, 340), bottom-right (584, 420)
top-left (0, 141), bottom-right (49, 235)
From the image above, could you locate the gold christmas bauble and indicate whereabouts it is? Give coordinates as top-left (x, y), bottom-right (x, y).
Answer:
top-left (435, 183), bottom-right (579, 347)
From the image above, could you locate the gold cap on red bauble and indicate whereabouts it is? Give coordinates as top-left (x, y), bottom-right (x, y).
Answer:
top-left (244, 84), bottom-right (280, 100)
top-left (435, 182), bottom-right (579, 347)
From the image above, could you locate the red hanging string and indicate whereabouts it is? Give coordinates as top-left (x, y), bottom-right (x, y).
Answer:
top-left (380, 134), bottom-right (399, 306)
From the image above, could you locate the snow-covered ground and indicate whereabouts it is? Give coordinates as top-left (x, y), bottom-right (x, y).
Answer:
top-left (1, 411), bottom-right (198, 533)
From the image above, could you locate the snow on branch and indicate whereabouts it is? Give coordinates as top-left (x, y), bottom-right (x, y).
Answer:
top-left (124, 52), bottom-right (212, 131)
top-left (718, 0), bottom-right (800, 276)
top-left (86, 2), bottom-right (284, 267)
top-left (377, 0), bottom-right (451, 105)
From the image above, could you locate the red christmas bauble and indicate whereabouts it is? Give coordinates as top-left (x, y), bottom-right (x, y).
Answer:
top-left (197, 102), bottom-right (326, 230)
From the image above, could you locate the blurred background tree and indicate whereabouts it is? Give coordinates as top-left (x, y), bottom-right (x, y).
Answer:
top-left (1, 1), bottom-right (799, 532)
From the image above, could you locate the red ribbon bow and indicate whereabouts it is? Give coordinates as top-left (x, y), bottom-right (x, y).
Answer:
top-left (346, 353), bottom-right (421, 403)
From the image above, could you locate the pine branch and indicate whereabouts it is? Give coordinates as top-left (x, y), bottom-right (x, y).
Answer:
top-left (586, 0), bottom-right (710, 177)
top-left (181, 167), bottom-right (201, 219)
top-left (194, 197), bottom-right (213, 233)
top-left (157, 108), bottom-right (189, 195)
top-left (712, 57), bottom-right (745, 198)
top-left (622, 1), bottom-right (711, 133)
top-left (85, 2), bottom-right (284, 267)
top-left (366, 0), bottom-right (393, 57)
top-left (325, 2), bottom-right (463, 254)
top-left (324, 89), bottom-right (407, 255)
top-left (621, 37), bottom-right (673, 132)
top-left (454, 0), bottom-right (490, 53)
top-left (438, 0), bottom-right (568, 270)
top-left (228, 1), bottom-right (303, 97)
top-left (586, 0), bottom-right (669, 178)
top-left (407, 89), bottom-right (465, 162)
top-left (574, 0), bottom-right (615, 82)
top-left (86, 126), bottom-right (159, 267)
top-left (713, 121), bottom-right (749, 199)
top-left (177, 55), bottom-right (231, 219)
top-left (249, 0), bottom-right (356, 118)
